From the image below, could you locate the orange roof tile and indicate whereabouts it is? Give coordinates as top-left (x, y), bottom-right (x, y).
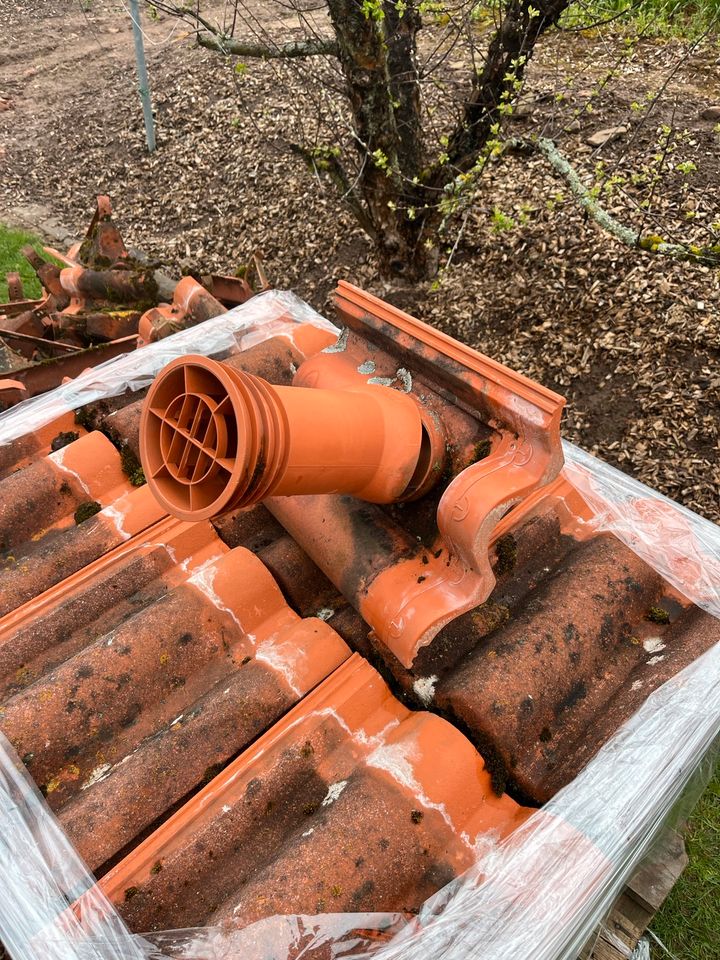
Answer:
top-left (0, 283), bottom-right (716, 942)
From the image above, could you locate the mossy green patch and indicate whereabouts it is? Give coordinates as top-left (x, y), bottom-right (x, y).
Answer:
top-left (73, 406), bottom-right (96, 432)
top-left (50, 431), bottom-right (79, 452)
top-left (647, 605), bottom-right (671, 624)
top-left (120, 446), bottom-right (146, 486)
top-left (74, 501), bottom-right (102, 525)
top-left (471, 438), bottom-right (492, 463)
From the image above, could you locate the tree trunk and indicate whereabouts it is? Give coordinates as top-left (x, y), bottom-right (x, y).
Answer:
top-left (162, 0), bottom-right (576, 280)
top-left (326, 0), bottom-right (429, 279)
top-left (326, 0), bottom-right (571, 279)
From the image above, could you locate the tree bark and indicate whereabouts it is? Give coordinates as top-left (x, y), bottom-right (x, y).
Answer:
top-left (197, 33), bottom-right (339, 59)
top-left (325, 0), bottom-right (428, 279)
top-left (527, 136), bottom-right (720, 266)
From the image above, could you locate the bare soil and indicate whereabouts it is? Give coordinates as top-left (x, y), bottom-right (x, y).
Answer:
top-left (0, 0), bottom-right (718, 521)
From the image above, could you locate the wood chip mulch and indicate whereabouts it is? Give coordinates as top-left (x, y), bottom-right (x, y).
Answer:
top-left (0, 0), bottom-right (717, 522)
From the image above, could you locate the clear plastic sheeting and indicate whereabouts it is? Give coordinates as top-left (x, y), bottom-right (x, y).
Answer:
top-left (562, 443), bottom-right (720, 620)
top-left (0, 291), bottom-right (339, 447)
top-left (0, 733), bottom-right (145, 960)
top-left (1, 300), bottom-right (719, 960)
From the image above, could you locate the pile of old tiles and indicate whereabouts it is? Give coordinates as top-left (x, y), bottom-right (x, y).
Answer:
top-left (0, 196), bottom-right (268, 409)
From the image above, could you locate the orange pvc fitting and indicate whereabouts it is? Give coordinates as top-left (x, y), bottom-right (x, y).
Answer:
top-left (140, 354), bottom-right (433, 521)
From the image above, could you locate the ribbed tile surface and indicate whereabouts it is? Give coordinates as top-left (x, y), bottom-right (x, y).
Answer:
top-left (97, 655), bottom-right (529, 929)
top-left (1, 288), bottom-right (716, 938)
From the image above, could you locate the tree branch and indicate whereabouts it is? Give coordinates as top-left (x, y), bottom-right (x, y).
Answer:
top-left (289, 143), bottom-right (377, 239)
top-left (429, 0), bottom-right (571, 190)
top-left (197, 32), bottom-right (338, 59)
top-left (526, 136), bottom-right (720, 267)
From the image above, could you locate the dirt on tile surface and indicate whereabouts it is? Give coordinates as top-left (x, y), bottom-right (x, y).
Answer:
top-left (0, 0), bottom-right (718, 521)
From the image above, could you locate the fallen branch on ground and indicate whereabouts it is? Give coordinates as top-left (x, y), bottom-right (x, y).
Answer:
top-left (197, 33), bottom-right (338, 59)
top-left (514, 136), bottom-right (720, 267)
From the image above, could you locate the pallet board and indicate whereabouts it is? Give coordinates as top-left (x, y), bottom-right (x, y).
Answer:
top-left (581, 830), bottom-right (688, 959)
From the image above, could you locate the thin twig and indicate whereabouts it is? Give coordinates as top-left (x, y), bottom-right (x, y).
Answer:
top-left (445, 209), bottom-right (471, 269)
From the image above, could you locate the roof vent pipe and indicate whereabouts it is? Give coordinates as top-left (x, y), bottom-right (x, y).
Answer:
top-left (140, 355), bottom-right (441, 521)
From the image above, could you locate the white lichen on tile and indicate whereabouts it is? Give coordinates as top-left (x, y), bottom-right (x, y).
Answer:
top-left (321, 780), bottom-right (348, 806)
top-left (81, 763), bottom-right (112, 790)
top-left (643, 636), bottom-right (666, 654)
top-left (413, 675), bottom-right (438, 706)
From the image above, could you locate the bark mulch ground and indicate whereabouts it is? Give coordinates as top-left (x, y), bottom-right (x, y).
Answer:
top-left (0, 0), bottom-right (718, 522)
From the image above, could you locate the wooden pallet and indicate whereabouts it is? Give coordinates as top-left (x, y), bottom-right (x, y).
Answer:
top-left (580, 829), bottom-right (688, 959)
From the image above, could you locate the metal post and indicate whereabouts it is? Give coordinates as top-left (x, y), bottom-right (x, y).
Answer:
top-left (129, 0), bottom-right (156, 153)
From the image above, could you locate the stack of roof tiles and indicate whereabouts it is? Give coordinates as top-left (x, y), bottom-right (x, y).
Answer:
top-left (0, 197), bottom-right (264, 408)
top-left (0, 282), bottom-right (717, 939)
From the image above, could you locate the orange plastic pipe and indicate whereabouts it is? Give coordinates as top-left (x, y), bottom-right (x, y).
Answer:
top-left (140, 354), bottom-right (432, 521)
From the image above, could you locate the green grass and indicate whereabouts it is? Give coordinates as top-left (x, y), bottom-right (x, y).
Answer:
top-left (471, 0), bottom-right (719, 39)
top-left (0, 223), bottom-right (47, 301)
top-left (560, 0), bottom-right (720, 38)
top-left (651, 762), bottom-right (720, 959)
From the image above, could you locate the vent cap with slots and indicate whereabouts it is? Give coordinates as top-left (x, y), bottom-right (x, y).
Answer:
top-left (140, 354), bottom-right (438, 521)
